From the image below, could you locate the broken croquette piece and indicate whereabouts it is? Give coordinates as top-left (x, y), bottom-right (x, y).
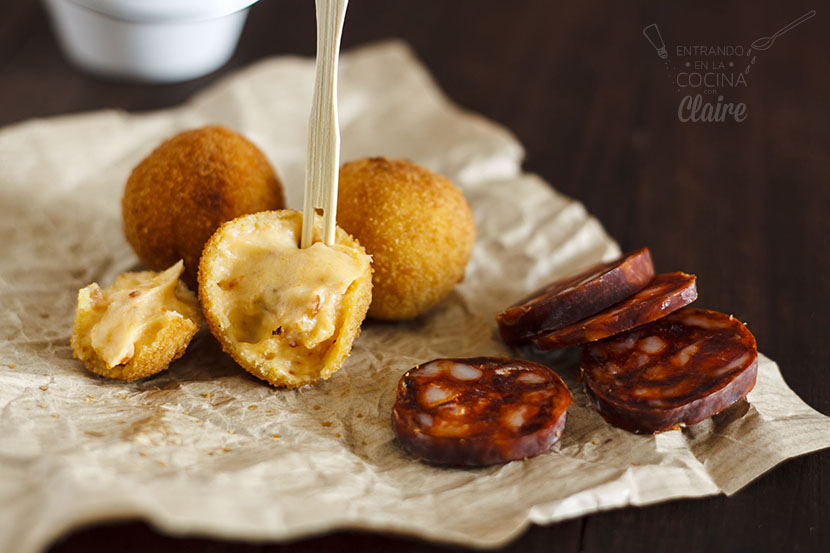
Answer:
top-left (71, 260), bottom-right (201, 381)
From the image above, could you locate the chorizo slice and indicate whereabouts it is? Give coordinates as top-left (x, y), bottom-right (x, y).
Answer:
top-left (391, 357), bottom-right (573, 466)
top-left (532, 272), bottom-right (697, 350)
top-left (498, 248), bottom-right (654, 345)
top-left (581, 307), bottom-right (758, 433)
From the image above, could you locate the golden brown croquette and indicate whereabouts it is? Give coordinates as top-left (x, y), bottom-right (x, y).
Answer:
top-left (122, 126), bottom-right (285, 287)
top-left (337, 157), bottom-right (475, 320)
top-left (71, 261), bottom-right (201, 381)
top-left (198, 210), bottom-right (373, 388)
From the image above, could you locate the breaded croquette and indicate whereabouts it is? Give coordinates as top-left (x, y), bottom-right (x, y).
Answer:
top-left (337, 157), bottom-right (475, 320)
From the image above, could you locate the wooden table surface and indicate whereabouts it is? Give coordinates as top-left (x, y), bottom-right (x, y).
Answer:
top-left (2, 1), bottom-right (827, 552)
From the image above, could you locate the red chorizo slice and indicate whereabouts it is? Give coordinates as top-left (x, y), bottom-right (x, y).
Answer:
top-left (532, 272), bottom-right (698, 350)
top-left (582, 307), bottom-right (758, 433)
top-left (498, 248), bottom-right (654, 345)
top-left (391, 357), bottom-right (573, 466)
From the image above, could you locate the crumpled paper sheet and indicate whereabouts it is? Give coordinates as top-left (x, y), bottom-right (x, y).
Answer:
top-left (0, 41), bottom-right (828, 553)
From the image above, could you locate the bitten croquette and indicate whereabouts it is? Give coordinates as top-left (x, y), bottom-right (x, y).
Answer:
top-left (337, 158), bottom-right (475, 320)
top-left (198, 210), bottom-right (373, 388)
top-left (122, 126), bottom-right (285, 287)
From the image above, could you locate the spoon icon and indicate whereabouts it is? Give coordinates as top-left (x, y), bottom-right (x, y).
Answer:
top-left (751, 10), bottom-right (816, 51)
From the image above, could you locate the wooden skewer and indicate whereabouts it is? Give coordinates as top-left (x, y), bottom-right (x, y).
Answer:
top-left (301, 0), bottom-right (349, 249)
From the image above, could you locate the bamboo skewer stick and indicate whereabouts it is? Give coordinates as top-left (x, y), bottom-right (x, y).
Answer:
top-left (301, 0), bottom-right (348, 249)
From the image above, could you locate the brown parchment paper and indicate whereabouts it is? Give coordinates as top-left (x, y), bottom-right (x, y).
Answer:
top-left (0, 41), bottom-right (828, 553)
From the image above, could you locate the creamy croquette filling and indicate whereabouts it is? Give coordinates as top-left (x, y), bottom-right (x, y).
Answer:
top-left (223, 241), bottom-right (365, 348)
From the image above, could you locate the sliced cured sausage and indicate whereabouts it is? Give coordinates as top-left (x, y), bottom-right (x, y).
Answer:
top-left (497, 248), bottom-right (654, 345)
top-left (532, 272), bottom-right (697, 350)
top-left (581, 307), bottom-right (758, 433)
top-left (391, 357), bottom-right (573, 466)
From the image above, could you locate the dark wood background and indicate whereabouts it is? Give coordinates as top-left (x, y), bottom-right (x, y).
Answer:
top-left (1, 1), bottom-right (827, 552)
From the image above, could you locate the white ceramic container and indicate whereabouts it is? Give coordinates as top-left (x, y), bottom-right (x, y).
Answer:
top-left (43, 0), bottom-right (261, 83)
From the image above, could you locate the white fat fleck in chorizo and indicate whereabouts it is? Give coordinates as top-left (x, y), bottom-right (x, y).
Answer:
top-left (670, 342), bottom-right (700, 366)
top-left (421, 382), bottom-right (457, 407)
top-left (413, 361), bottom-right (443, 377)
top-left (438, 403), bottom-right (469, 417)
top-left (522, 389), bottom-right (553, 403)
top-left (516, 371), bottom-right (546, 384)
top-left (631, 386), bottom-right (652, 397)
top-left (711, 352), bottom-right (751, 376)
top-left (417, 412), bottom-right (434, 428)
top-left (607, 333), bottom-right (640, 354)
top-left (638, 335), bottom-right (666, 354)
top-left (630, 353), bottom-right (652, 369)
top-left (502, 404), bottom-right (537, 429)
top-left (682, 313), bottom-right (731, 330)
top-left (450, 363), bottom-right (483, 381)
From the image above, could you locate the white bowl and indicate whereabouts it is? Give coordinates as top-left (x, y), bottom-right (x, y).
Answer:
top-left (43, 0), bottom-right (261, 83)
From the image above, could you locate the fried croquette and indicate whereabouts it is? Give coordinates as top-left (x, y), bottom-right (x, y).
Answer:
top-left (337, 157), bottom-right (475, 320)
top-left (198, 210), bottom-right (373, 388)
top-left (122, 125), bottom-right (285, 287)
top-left (71, 260), bottom-right (201, 381)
